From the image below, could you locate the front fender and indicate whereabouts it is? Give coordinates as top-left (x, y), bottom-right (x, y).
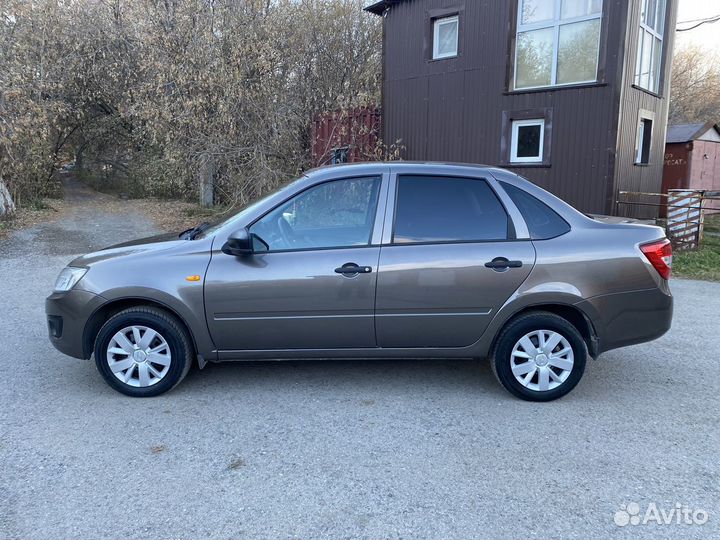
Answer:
top-left (85, 286), bottom-right (217, 360)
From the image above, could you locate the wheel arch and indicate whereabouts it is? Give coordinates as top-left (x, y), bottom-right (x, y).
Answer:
top-left (82, 297), bottom-right (199, 362)
top-left (489, 303), bottom-right (599, 359)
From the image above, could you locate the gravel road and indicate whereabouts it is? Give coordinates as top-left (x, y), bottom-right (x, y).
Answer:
top-left (1, 182), bottom-right (718, 540)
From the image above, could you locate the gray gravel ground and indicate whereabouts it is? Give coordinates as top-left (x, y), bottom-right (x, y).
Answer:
top-left (1, 183), bottom-right (719, 540)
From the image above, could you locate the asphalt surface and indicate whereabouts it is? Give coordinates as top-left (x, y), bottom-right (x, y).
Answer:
top-left (1, 183), bottom-right (718, 540)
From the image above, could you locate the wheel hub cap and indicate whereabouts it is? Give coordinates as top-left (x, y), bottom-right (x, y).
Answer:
top-left (106, 325), bottom-right (172, 388)
top-left (509, 329), bottom-right (574, 392)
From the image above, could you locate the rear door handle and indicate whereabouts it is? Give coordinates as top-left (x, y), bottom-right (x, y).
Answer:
top-left (485, 257), bottom-right (523, 270)
top-left (334, 263), bottom-right (372, 275)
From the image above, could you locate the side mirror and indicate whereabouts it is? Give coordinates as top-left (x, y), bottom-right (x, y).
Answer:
top-left (221, 229), bottom-right (269, 256)
top-left (222, 229), bottom-right (253, 256)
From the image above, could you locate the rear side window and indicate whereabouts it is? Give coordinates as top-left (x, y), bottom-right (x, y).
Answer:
top-left (501, 182), bottom-right (570, 240)
top-left (393, 176), bottom-right (509, 243)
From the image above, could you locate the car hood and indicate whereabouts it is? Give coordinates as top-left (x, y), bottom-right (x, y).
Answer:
top-left (69, 232), bottom-right (187, 267)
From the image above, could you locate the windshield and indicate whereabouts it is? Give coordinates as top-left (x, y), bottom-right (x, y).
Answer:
top-left (197, 176), bottom-right (304, 238)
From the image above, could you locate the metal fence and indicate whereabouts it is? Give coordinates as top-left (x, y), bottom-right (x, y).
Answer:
top-left (616, 190), bottom-right (720, 250)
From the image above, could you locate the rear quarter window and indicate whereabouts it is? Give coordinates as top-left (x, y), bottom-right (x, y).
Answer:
top-left (501, 182), bottom-right (570, 240)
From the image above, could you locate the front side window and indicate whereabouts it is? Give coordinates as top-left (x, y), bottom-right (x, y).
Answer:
top-left (511, 119), bottom-right (545, 163)
top-left (514, 0), bottom-right (603, 90)
top-left (634, 0), bottom-right (666, 93)
top-left (250, 176), bottom-right (381, 251)
top-left (393, 176), bottom-right (509, 243)
top-left (433, 15), bottom-right (459, 59)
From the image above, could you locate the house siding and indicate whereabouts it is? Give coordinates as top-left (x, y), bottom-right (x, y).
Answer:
top-left (613, 0), bottom-right (678, 218)
top-left (378, 0), bottom-right (676, 217)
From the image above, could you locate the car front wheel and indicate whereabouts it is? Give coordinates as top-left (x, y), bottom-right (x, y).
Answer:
top-left (94, 306), bottom-right (193, 397)
top-left (492, 311), bottom-right (587, 402)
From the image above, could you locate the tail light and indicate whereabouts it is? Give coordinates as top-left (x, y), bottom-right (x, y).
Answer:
top-left (640, 239), bottom-right (672, 280)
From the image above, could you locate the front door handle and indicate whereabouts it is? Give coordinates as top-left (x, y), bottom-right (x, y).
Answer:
top-left (485, 257), bottom-right (523, 271)
top-left (334, 263), bottom-right (372, 276)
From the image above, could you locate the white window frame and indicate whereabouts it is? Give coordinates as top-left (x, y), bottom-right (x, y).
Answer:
top-left (511, 119), bottom-right (545, 163)
top-left (634, 0), bottom-right (666, 93)
top-left (513, 0), bottom-right (603, 90)
top-left (432, 15), bottom-right (459, 60)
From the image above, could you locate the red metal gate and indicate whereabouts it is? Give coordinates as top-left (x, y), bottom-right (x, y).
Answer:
top-left (311, 106), bottom-right (381, 166)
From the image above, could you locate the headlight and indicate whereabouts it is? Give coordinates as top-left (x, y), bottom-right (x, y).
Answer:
top-left (54, 267), bottom-right (88, 292)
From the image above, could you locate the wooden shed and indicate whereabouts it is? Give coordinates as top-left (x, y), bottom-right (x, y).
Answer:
top-left (663, 122), bottom-right (720, 192)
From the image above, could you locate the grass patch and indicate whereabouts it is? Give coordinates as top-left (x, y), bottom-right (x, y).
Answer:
top-left (673, 214), bottom-right (720, 282)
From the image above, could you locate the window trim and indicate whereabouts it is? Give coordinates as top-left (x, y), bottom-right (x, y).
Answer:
top-left (432, 15), bottom-right (459, 60)
top-left (634, 110), bottom-right (655, 166)
top-left (500, 108), bottom-right (553, 167)
top-left (510, 119), bottom-right (545, 164)
top-left (512, 0), bottom-right (604, 91)
top-left (389, 174), bottom-right (516, 246)
top-left (634, 0), bottom-right (667, 94)
top-left (246, 175), bottom-right (385, 254)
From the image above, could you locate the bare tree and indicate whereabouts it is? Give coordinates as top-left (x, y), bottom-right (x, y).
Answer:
top-left (669, 45), bottom-right (720, 125)
top-left (0, 0), bottom-right (382, 206)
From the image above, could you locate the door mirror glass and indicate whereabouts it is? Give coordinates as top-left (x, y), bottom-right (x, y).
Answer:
top-left (222, 228), bottom-right (264, 256)
top-left (249, 176), bottom-right (381, 251)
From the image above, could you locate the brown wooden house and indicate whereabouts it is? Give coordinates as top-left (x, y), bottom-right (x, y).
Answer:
top-left (365, 0), bottom-right (678, 217)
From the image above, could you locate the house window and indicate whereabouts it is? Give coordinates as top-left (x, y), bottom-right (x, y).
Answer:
top-left (635, 117), bottom-right (653, 165)
top-left (514, 0), bottom-right (603, 90)
top-left (433, 15), bottom-right (459, 59)
top-left (634, 0), bottom-right (666, 93)
top-left (511, 119), bottom-right (545, 163)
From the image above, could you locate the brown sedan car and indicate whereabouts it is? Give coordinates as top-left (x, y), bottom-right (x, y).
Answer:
top-left (46, 163), bottom-right (673, 400)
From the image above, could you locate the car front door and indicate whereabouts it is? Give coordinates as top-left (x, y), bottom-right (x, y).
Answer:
top-left (204, 174), bottom-right (387, 352)
top-left (375, 173), bottom-right (536, 348)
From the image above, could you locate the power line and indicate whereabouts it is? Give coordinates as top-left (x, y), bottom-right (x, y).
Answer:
top-left (677, 14), bottom-right (720, 32)
top-left (677, 14), bottom-right (720, 24)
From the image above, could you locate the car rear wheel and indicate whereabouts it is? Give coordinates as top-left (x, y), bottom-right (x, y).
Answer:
top-left (94, 306), bottom-right (192, 397)
top-left (492, 312), bottom-right (587, 401)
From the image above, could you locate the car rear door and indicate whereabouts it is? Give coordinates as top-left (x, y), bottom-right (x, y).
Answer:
top-left (375, 171), bottom-right (535, 348)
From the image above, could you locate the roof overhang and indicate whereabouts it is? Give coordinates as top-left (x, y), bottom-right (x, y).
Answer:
top-left (364, 0), bottom-right (404, 15)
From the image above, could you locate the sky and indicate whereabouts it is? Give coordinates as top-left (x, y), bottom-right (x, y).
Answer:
top-left (675, 0), bottom-right (720, 51)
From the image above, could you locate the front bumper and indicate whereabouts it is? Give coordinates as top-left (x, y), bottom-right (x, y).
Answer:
top-left (45, 289), bottom-right (106, 359)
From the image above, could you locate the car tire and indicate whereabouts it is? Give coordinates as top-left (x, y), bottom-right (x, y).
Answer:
top-left (491, 311), bottom-right (587, 402)
top-left (94, 306), bottom-right (193, 397)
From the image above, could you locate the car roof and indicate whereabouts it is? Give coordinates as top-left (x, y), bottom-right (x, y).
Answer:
top-left (304, 161), bottom-right (499, 179)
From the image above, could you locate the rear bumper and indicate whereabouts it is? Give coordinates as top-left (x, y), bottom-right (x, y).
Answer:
top-left (575, 284), bottom-right (673, 354)
top-left (45, 290), bottom-right (106, 359)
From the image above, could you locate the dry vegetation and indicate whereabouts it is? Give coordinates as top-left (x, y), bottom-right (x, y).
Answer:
top-left (669, 45), bottom-right (720, 125)
top-left (0, 0), bottom-right (381, 208)
top-left (0, 185), bottom-right (225, 240)
top-left (1, 1), bottom-right (717, 223)
top-left (0, 198), bottom-right (66, 239)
